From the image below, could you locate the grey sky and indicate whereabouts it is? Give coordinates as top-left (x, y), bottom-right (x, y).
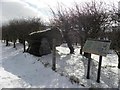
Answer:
top-left (1, 0), bottom-right (40, 25)
top-left (0, 0), bottom-right (119, 26)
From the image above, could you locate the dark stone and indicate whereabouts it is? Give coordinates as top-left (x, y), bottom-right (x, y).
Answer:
top-left (28, 42), bottom-right (41, 56)
top-left (39, 38), bottom-right (51, 56)
top-left (26, 27), bottom-right (63, 56)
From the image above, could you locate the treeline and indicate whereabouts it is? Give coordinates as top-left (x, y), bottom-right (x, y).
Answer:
top-left (1, 1), bottom-right (120, 68)
top-left (1, 18), bottom-right (46, 51)
top-left (49, 1), bottom-right (120, 68)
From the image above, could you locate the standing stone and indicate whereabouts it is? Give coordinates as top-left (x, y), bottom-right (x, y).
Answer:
top-left (39, 38), bottom-right (51, 56)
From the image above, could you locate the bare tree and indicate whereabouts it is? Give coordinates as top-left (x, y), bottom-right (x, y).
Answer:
top-left (16, 18), bottom-right (45, 52)
top-left (72, 1), bottom-right (110, 56)
top-left (9, 20), bottom-right (19, 48)
top-left (50, 4), bottom-right (74, 54)
top-left (109, 4), bottom-right (120, 69)
top-left (2, 17), bottom-right (45, 52)
top-left (2, 24), bottom-right (10, 46)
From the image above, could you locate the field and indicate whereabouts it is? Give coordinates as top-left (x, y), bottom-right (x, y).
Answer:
top-left (0, 42), bottom-right (119, 89)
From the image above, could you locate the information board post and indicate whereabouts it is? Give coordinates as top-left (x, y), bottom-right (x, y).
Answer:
top-left (82, 39), bottom-right (110, 83)
top-left (87, 57), bottom-right (91, 79)
top-left (96, 55), bottom-right (102, 83)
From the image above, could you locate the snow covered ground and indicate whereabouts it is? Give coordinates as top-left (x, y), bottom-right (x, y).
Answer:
top-left (0, 41), bottom-right (119, 89)
top-left (0, 42), bottom-right (81, 89)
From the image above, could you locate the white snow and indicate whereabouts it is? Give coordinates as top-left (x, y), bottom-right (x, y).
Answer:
top-left (0, 42), bottom-right (81, 89)
top-left (0, 42), bottom-right (119, 89)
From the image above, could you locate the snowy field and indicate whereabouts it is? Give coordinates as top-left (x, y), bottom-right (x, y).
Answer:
top-left (0, 41), bottom-right (119, 89)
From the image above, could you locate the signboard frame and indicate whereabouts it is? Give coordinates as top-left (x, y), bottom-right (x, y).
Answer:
top-left (82, 39), bottom-right (111, 83)
top-left (82, 39), bottom-right (111, 56)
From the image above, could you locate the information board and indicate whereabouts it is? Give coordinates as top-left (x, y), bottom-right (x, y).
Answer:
top-left (83, 40), bottom-right (110, 56)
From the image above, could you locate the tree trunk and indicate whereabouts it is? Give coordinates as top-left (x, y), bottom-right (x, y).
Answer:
top-left (80, 40), bottom-right (84, 54)
top-left (63, 31), bottom-right (74, 54)
top-left (23, 40), bottom-right (26, 52)
top-left (68, 43), bottom-right (74, 54)
top-left (80, 45), bottom-right (83, 54)
top-left (6, 39), bottom-right (9, 46)
top-left (13, 40), bottom-right (16, 48)
top-left (79, 35), bottom-right (84, 55)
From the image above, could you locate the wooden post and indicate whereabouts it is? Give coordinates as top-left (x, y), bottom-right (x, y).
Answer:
top-left (87, 57), bottom-right (91, 79)
top-left (86, 54), bottom-right (91, 79)
top-left (52, 39), bottom-right (56, 71)
top-left (96, 55), bottom-right (102, 83)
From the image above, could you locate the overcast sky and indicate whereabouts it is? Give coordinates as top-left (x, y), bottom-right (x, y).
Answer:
top-left (0, 0), bottom-right (119, 25)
